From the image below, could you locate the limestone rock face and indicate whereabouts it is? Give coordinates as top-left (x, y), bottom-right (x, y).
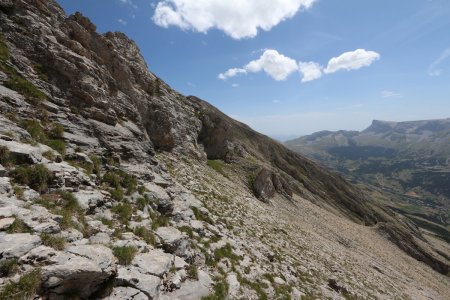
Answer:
top-left (20, 245), bottom-right (117, 299)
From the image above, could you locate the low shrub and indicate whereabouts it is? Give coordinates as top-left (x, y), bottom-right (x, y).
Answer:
top-left (11, 164), bottom-right (53, 193)
top-left (0, 259), bottom-right (18, 277)
top-left (113, 246), bottom-right (137, 265)
top-left (40, 233), bottom-right (65, 250)
top-left (111, 203), bottom-right (133, 224)
top-left (134, 226), bottom-right (156, 245)
top-left (7, 217), bottom-right (32, 233)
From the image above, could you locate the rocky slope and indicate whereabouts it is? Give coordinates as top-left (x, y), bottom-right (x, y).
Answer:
top-left (0, 0), bottom-right (449, 299)
top-left (285, 119), bottom-right (450, 243)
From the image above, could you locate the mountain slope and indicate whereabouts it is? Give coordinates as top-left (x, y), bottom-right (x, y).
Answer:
top-left (0, 0), bottom-right (449, 299)
top-left (286, 119), bottom-right (450, 242)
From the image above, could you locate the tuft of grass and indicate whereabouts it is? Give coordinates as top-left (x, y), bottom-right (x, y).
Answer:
top-left (111, 203), bottom-right (133, 225)
top-left (23, 120), bottom-right (46, 143)
top-left (113, 246), bottom-right (138, 265)
top-left (90, 155), bottom-right (101, 176)
top-left (42, 150), bottom-right (56, 161)
top-left (214, 243), bottom-right (241, 264)
top-left (46, 139), bottom-right (66, 157)
top-left (0, 146), bottom-right (14, 167)
top-left (0, 36), bottom-right (9, 61)
top-left (192, 207), bottom-right (214, 224)
top-left (134, 226), bottom-right (156, 245)
top-left (100, 217), bottom-right (113, 228)
top-left (5, 75), bottom-right (46, 102)
top-left (179, 226), bottom-right (194, 238)
top-left (236, 272), bottom-right (268, 300)
top-left (109, 187), bottom-right (124, 201)
top-left (136, 196), bottom-right (150, 211)
top-left (207, 160), bottom-right (229, 178)
top-left (7, 217), bottom-right (32, 233)
top-left (201, 275), bottom-right (229, 300)
top-left (151, 213), bottom-right (169, 230)
top-left (40, 233), bottom-right (65, 250)
top-left (186, 264), bottom-right (198, 280)
top-left (11, 164), bottom-right (53, 193)
top-left (0, 259), bottom-right (19, 277)
top-left (102, 170), bottom-right (137, 195)
top-left (0, 269), bottom-right (41, 300)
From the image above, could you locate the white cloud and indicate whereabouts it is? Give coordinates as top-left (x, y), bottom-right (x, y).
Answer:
top-left (231, 83), bottom-right (239, 88)
top-left (324, 49), bottom-right (380, 74)
top-left (219, 49), bottom-right (298, 81)
top-left (152, 0), bottom-right (316, 39)
top-left (381, 90), bottom-right (402, 98)
top-left (298, 61), bottom-right (322, 82)
top-left (218, 68), bottom-right (247, 80)
top-left (118, 18), bottom-right (127, 25)
top-left (272, 99), bottom-right (280, 103)
top-left (428, 47), bottom-right (450, 76)
top-left (219, 49), bottom-right (380, 83)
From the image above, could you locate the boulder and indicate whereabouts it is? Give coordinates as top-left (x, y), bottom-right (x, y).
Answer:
top-left (73, 189), bottom-right (105, 211)
top-left (143, 182), bottom-right (173, 215)
top-left (156, 226), bottom-right (189, 256)
top-left (116, 266), bottom-right (161, 299)
top-left (21, 245), bottom-right (117, 298)
top-left (104, 287), bottom-right (148, 300)
top-left (163, 270), bottom-right (212, 300)
top-left (253, 168), bottom-right (275, 201)
top-left (0, 164), bottom-right (6, 177)
top-left (0, 233), bottom-right (41, 259)
top-left (0, 217), bottom-right (15, 230)
top-left (132, 249), bottom-right (173, 277)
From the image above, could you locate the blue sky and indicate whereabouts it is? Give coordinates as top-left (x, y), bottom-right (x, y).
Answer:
top-left (57, 0), bottom-right (450, 140)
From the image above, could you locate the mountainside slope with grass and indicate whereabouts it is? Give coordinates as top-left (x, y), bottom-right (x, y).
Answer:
top-left (0, 0), bottom-right (448, 299)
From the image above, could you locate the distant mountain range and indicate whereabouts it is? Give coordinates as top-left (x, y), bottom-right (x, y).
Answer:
top-left (285, 118), bottom-right (450, 241)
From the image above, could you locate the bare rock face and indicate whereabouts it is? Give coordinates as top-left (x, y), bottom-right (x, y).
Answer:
top-left (252, 168), bottom-right (293, 202)
top-left (20, 245), bottom-right (117, 299)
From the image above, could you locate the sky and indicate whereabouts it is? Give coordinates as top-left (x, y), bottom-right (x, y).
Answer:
top-left (57, 0), bottom-right (450, 140)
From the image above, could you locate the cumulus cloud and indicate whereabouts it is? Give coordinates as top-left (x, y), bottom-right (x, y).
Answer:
top-left (152, 0), bottom-right (316, 39)
top-left (118, 18), bottom-right (127, 25)
top-left (298, 61), bottom-right (322, 82)
top-left (119, 0), bottom-right (137, 9)
top-left (219, 48), bottom-right (380, 83)
top-left (219, 50), bottom-right (298, 81)
top-left (324, 49), bottom-right (380, 74)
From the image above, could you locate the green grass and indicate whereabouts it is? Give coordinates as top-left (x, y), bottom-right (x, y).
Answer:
top-left (102, 170), bottom-right (137, 195)
top-left (207, 160), bottom-right (229, 178)
top-left (151, 213), bottom-right (169, 230)
top-left (111, 203), bottom-right (133, 224)
top-left (113, 246), bottom-right (138, 265)
top-left (22, 120), bottom-right (66, 156)
top-left (0, 146), bottom-right (14, 167)
top-left (100, 217), bottom-right (113, 228)
top-left (236, 272), bottom-right (268, 300)
top-left (0, 259), bottom-right (18, 277)
top-left (186, 264), bottom-right (199, 280)
top-left (0, 36), bottom-right (9, 61)
top-left (134, 226), bottom-right (156, 245)
top-left (110, 187), bottom-right (124, 201)
top-left (0, 269), bottom-right (41, 300)
top-left (6, 217), bottom-right (32, 233)
top-left (5, 74), bottom-right (46, 101)
top-left (11, 164), bottom-right (53, 193)
top-left (201, 275), bottom-right (229, 300)
top-left (35, 191), bottom-right (86, 232)
top-left (42, 150), bottom-right (56, 161)
top-left (40, 233), bottom-right (65, 250)
top-left (192, 207), bottom-right (214, 224)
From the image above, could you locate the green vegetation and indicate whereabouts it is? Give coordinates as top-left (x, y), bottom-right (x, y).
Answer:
top-left (151, 213), bottom-right (169, 230)
top-left (0, 259), bottom-right (18, 277)
top-left (40, 233), bottom-right (65, 250)
top-left (11, 164), bottom-right (53, 193)
top-left (186, 264), bottom-right (198, 280)
top-left (0, 146), bottom-right (13, 167)
top-left (134, 226), bottom-right (156, 245)
top-left (111, 203), bottom-right (133, 225)
top-left (263, 273), bottom-right (292, 299)
top-left (113, 246), bottom-right (138, 265)
top-left (6, 217), bottom-right (32, 233)
top-left (207, 159), bottom-right (228, 178)
top-left (110, 187), bottom-right (124, 201)
top-left (35, 191), bottom-right (86, 232)
top-left (236, 272), bottom-right (268, 300)
top-left (42, 150), bottom-right (56, 161)
top-left (100, 217), bottom-right (113, 228)
top-left (0, 36), bottom-right (9, 61)
top-left (0, 36), bottom-right (46, 102)
top-left (22, 120), bottom-right (66, 156)
top-left (201, 276), bottom-right (229, 300)
top-left (178, 225), bottom-right (195, 238)
top-left (0, 269), bottom-right (41, 300)
top-left (136, 196), bottom-right (150, 211)
top-left (102, 170), bottom-right (137, 195)
top-left (192, 207), bottom-right (214, 224)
